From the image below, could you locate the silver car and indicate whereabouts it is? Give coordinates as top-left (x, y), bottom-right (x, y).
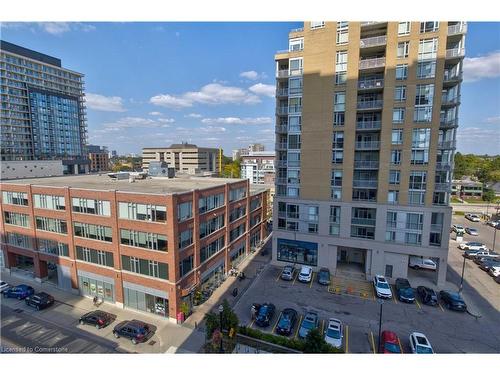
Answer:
top-left (298, 311), bottom-right (319, 339)
top-left (280, 265), bottom-right (295, 281)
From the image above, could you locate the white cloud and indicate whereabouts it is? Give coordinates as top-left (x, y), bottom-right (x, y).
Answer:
top-left (98, 117), bottom-right (172, 133)
top-left (456, 126), bottom-right (500, 154)
top-left (157, 118), bottom-right (175, 123)
top-left (240, 71), bottom-right (259, 80)
top-left (201, 117), bottom-right (272, 125)
top-left (37, 22), bottom-right (71, 35)
top-left (150, 83), bottom-right (260, 109)
top-left (1, 22), bottom-right (96, 35)
top-left (463, 51), bottom-right (500, 82)
top-left (185, 113), bottom-right (202, 118)
top-left (199, 126), bottom-right (227, 133)
top-left (149, 111), bottom-right (162, 116)
top-left (86, 93), bottom-right (126, 112)
top-left (249, 83), bottom-right (275, 98)
top-left (484, 116), bottom-right (500, 124)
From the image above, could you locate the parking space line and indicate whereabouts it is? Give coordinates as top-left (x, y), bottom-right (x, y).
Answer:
top-left (320, 319), bottom-right (325, 334)
top-left (275, 271), bottom-right (281, 282)
top-left (272, 312), bottom-right (282, 333)
top-left (391, 286), bottom-right (398, 304)
top-left (292, 270), bottom-right (298, 285)
top-left (309, 273), bottom-right (315, 288)
top-left (345, 325), bottom-right (349, 353)
top-left (248, 319), bottom-right (255, 328)
top-left (398, 337), bottom-right (404, 353)
top-left (415, 298), bottom-right (421, 309)
top-left (294, 315), bottom-right (303, 339)
top-left (438, 303), bottom-right (445, 312)
top-left (370, 331), bottom-right (376, 354)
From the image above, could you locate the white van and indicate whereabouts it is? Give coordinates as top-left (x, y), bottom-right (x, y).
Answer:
top-left (409, 256), bottom-right (437, 271)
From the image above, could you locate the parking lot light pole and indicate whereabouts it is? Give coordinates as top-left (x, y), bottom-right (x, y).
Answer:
top-left (459, 255), bottom-right (466, 294)
top-left (493, 225), bottom-right (497, 253)
top-left (377, 299), bottom-right (384, 353)
top-left (219, 304), bottom-right (224, 353)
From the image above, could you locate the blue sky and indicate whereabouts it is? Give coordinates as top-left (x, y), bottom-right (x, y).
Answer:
top-left (2, 21), bottom-right (499, 155)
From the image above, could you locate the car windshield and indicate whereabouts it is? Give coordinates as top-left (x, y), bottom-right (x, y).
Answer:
top-left (278, 316), bottom-right (291, 327)
top-left (384, 342), bottom-right (401, 353)
top-left (377, 282), bottom-right (389, 289)
top-left (302, 318), bottom-right (315, 329)
top-left (416, 345), bottom-right (433, 354)
top-left (326, 328), bottom-right (341, 339)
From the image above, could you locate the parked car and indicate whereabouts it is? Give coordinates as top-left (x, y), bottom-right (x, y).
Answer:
top-left (112, 320), bottom-right (151, 345)
top-left (280, 265), bottom-right (295, 281)
top-left (458, 242), bottom-right (488, 251)
top-left (255, 303), bottom-right (276, 327)
top-left (439, 290), bottom-right (467, 312)
top-left (451, 224), bottom-right (465, 235)
top-left (465, 227), bottom-right (479, 236)
top-left (317, 268), bottom-right (331, 285)
top-left (25, 292), bottom-right (54, 310)
top-left (324, 318), bottom-right (343, 349)
top-left (479, 259), bottom-right (500, 272)
top-left (79, 310), bottom-right (115, 329)
top-left (465, 213), bottom-right (481, 222)
top-left (395, 278), bottom-right (415, 303)
top-left (409, 332), bottom-right (434, 354)
top-left (0, 280), bottom-right (10, 293)
top-left (416, 286), bottom-right (438, 306)
top-left (2, 284), bottom-right (35, 299)
top-left (486, 220), bottom-right (500, 228)
top-left (408, 256), bottom-right (437, 270)
top-left (381, 330), bottom-right (402, 354)
top-left (463, 249), bottom-right (490, 259)
top-left (495, 275), bottom-right (500, 284)
top-left (488, 266), bottom-right (500, 278)
top-left (275, 308), bottom-right (298, 336)
top-left (298, 266), bottom-right (313, 283)
top-left (373, 275), bottom-right (393, 299)
top-left (298, 311), bottom-right (319, 339)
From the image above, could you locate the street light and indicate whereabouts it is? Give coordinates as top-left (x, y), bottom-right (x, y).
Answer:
top-left (377, 299), bottom-right (384, 354)
top-left (218, 304), bottom-right (224, 353)
top-left (459, 254), bottom-right (466, 294)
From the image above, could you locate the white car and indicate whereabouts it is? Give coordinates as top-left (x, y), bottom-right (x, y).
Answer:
top-left (373, 275), bottom-right (393, 299)
top-left (409, 332), bottom-right (434, 354)
top-left (324, 318), bottom-right (343, 349)
top-left (458, 242), bottom-right (488, 251)
top-left (489, 266), bottom-right (500, 277)
top-left (451, 224), bottom-right (465, 234)
top-left (465, 213), bottom-right (481, 222)
top-left (409, 256), bottom-right (437, 271)
top-left (0, 280), bottom-right (10, 293)
top-left (298, 266), bottom-right (313, 283)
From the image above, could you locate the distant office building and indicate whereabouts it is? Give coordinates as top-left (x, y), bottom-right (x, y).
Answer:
top-left (232, 149), bottom-right (241, 161)
top-left (240, 151), bottom-right (276, 185)
top-left (88, 145), bottom-right (110, 172)
top-left (142, 143), bottom-right (220, 174)
top-left (233, 144), bottom-right (266, 161)
top-left (0, 40), bottom-right (89, 174)
top-left (110, 150), bottom-right (118, 158)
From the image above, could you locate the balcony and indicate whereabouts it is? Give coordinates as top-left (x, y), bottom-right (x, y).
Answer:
top-left (276, 124), bottom-right (288, 133)
top-left (359, 57), bottom-right (385, 70)
top-left (443, 70), bottom-right (462, 83)
top-left (436, 162), bottom-right (452, 170)
top-left (441, 95), bottom-right (460, 106)
top-left (437, 140), bottom-right (456, 149)
top-left (360, 21), bottom-right (387, 27)
top-left (276, 177), bottom-right (287, 185)
top-left (354, 160), bottom-right (379, 169)
top-left (276, 142), bottom-right (288, 151)
top-left (276, 107), bottom-right (288, 115)
top-left (406, 223), bottom-right (424, 231)
top-left (360, 35), bottom-right (387, 48)
top-left (445, 48), bottom-right (465, 59)
top-left (355, 140), bottom-right (380, 150)
top-left (448, 22), bottom-right (467, 36)
top-left (356, 120), bottom-right (381, 130)
top-left (439, 118), bottom-right (458, 129)
top-left (276, 160), bottom-right (287, 168)
top-left (353, 180), bottom-right (378, 188)
top-left (358, 78), bottom-right (384, 90)
top-left (351, 218), bottom-right (376, 226)
top-left (276, 88), bottom-right (289, 97)
top-left (288, 105), bottom-right (302, 114)
top-left (435, 182), bottom-right (452, 191)
top-left (357, 100), bottom-right (383, 110)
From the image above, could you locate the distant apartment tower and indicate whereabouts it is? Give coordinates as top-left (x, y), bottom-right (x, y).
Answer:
top-left (88, 145), bottom-right (109, 172)
top-left (233, 143), bottom-right (265, 161)
top-left (0, 40), bottom-right (89, 174)
top-left (142, 143), bottom-right (220, 174)
top-left (240, 151), bottom-right (276, 185)
top-left (273, 22), bottom-right (466, 287)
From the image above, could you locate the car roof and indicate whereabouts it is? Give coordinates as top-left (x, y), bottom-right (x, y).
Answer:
top-left (328, 318), bottom-right (341, 327)
top-left (305, 311), bottom-right (318, 318)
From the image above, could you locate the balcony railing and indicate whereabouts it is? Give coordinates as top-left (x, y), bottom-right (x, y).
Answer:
top-left (438, 140), bottom-right (456, 149)
top-left (276, 160), bottom-right (287, 167)
top-left (353, 180), bottom-right (378, 188)
top-left (355, 140), bottom-right (380, 150)
top-left (436, 162), bottom-right (452, 170)
top-left (354, 160), bottom-right (379, 169)
top-left (276, 88), bottom-right (289, 97)
top-left (276, 124), bottom-right (288, 133)
top-left (443, 70), bottom-right (462, 82)
top-left (288, 105), bottom-right (302, 114)
top-left (356, 120), bottom-right (381, 130)
top-left (276, 107), bottom-right (288, 115)
top-left (360, 35), bottom-right (387, 48)
top-left (448, 22), bottom-right (467, 35)
top-left (290, 27), bottom-right (304, 33)
top-left (357, 100), bottom-right (383, 110)
top-left (440, 118), bottom-right (458, 129)
top-left (351, 218), bottom-right (376, 226)
top-left (435, 182), bottom-right (452, 191)
top-left (441, 96), bottom-right (460, 106)
top-left (406, 223), bottom-right (424, 231)
top-left (360, 21), bottom-right (387, 27)
top-left (276, 142), bottom-right (288, 150)
top-left (358, 78), bottom-right (384, 90)
top-left (445, 48), bottom-right (465, 59)
top-left (276, 177), bottom-right (287, 185)
top-left (359, 57), bottom-right (385, 70)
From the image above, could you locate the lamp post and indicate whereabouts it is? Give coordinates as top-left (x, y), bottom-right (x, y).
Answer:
top-left (492, 225), bottom-right (497, 253)
top-left (218, 304), bottom-right (224, 353)
top-left (459, 254), bottom-right (466, 294)
top-left (377, 299), bottom-right (384, 353)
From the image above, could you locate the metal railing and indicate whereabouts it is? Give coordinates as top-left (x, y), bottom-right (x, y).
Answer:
top-left (276, 142), bottom-right (288, 150)
top-left (360, 21), bottom-right (386, 27)
top-left (276, 107), bottom-right (288, 115)
top-left (276, 160), bottom-right (287, 167)
top-left (276, 49), bottom-right (289, 54)
top-left (406, 223), bottom-right (424, 231)
top-left (355, 140), bottom-right (380, 149)
top-left (276, 88), bottom-right (289, 96)
top-left (359, 57), bottom-right (385, 69)
top-left (360, 35), bottom-right (387, 48)
top-left (358, 78), bottom-right (384, 90)
top-left (353, 180), bottom-right (378, 188)
top-left (448, 22), bottom-right (467, 35)
top-left (276, 124), bottom-right (288, 133)
top-left (445, 48), bottom-right (465, 59)
top-left (436, 162), bottom-right (452, 170)
top-left (288, 105), bottom-right (302, 114)
top-left (438, 140), bottom-right (456, 149)
top-left (435, 182), bottom-right (452, 191)
top-left (357, 100), bottom-right (383, 109)
top-left (276, 70), bottom-right (289, 78)
top-left (444, 70), bottom-right (462, 82)
top-left (354, 160), bottom-right (379, 169)
top-left (441, 95), bottom-right (460, 105)
top-left (356, 120), bottom-right (381, 130)
top-left (351, 218), bottom-right (376, 226)
top-left (439, 118), bottom-right (458, 128)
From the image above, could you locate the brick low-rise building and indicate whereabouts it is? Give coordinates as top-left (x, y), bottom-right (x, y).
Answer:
top-left (0, 174), bottom-right (269, 322)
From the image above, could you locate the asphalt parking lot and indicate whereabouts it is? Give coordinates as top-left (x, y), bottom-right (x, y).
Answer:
top-left (234, 253), bottom-right (500, 353)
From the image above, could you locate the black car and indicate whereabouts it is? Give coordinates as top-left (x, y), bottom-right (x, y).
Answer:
top-left (395, 278), bottom-right (415, 303)
top-left (317, 268), bottom-right (331, 285)
top-left (255, 303), bottom-right (276, 327)
top-left (416, 286), bottom-right (438, 306)
top-left (495, 275), bottom-right (500, 284)
top-left (479, 260), bottom-right (500, 272)
top-left (24, 292), bottom-right (54, 310)
top-left (275, 308), bottom-right (298, 336)
top-left (439, 290), bottom-right (467, 312)
top-left (113, 320), bottom-right (151, 344)
top-left (79, 310), bottom-right (114, 329)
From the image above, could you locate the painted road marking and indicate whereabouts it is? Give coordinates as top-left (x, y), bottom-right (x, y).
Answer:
top-left (438, 303), bottom-right (445, 312)
top-left (391, 286), bottom-right (398, 304)
top-left (320, 319), bottom-right (325, 334)
top-left (248, 319), bottom-right (255, 328)
top-left (292, 270), bottom-right (299, 285)
top-left (415, 298), bottom-right (421, 309)
top-left (272, 312), bottom-right (282, 333)
top-left (309, 273), bottom-right (315, 288)
top-left (275, 271), bottom-right (281, 282)
top-left (294, 315), bottom-right (303, 339)
top-left (345, 325), bottom-right (349, 353)
top-left (370, 331), bottom-right (376, 354)
top-left (398, 337), bottom-right (404, 353)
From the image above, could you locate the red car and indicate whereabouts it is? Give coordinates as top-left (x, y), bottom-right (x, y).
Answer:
top-left (381, 330), bottom-right (402, 353)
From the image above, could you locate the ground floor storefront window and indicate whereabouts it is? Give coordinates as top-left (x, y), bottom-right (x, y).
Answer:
top-left (123, 287), bottom-right (169, 317)
top-left (230, 242), bottom-right (246, 268)
top-left (277, 238), bottom-right (318, 266)
top-left (201, 264), bottom-right (225, 292)
top-left (78, 275), bottom-right (114, 302)
top-left (250, 230), bottom-right (261, 250)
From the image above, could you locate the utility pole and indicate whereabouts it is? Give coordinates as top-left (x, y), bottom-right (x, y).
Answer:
top-left (377, 299), bottom-right (384, 353)
top-left (459, 255), bottom-right (466, 294)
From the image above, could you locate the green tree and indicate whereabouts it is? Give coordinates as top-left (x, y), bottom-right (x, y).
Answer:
top-left (303, 328), bottom-right (330, 353)
top-left (483, 188), bottom-right (496, 203)
top-left (204, 299), bottom-right (239, 339)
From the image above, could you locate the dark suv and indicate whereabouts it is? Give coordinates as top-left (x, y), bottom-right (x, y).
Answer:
top-left (395, 278), bottom-right (415, 303)
top-left (79, 310), bottom-right (115, 329)
top-left (416, 286), bottom-right (438, 306)
top-left (25, 292), bottom-right (54, 310)
top-left (255, 303), bottom-right (276, 327)
top-left (113, 320), bottom-right (151, 344)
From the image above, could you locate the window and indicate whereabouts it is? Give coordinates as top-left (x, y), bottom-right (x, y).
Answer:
top-left (335, 51), bottom-right (348, 85)
top-left (289, 37), bottom-right (304, 52)
top-left (72, 198), bottom-right (110, 216)
top-left (334, 92), bottom-right (346, 111)
top-left (332, 131), bottom-right (344, 148)
top-left (394, 86), bottom-right (406, 102)
top-left (430, 232), bottom-right (442, 246)
top-left (229, 205), bottom-right (246, 222)
top-left (250, 197), bottom-right (262, 211)
top-left (277, 238), bottom-right (318, 266)
top-left (288, 134), bottom-right (301, 149)
top-left (5, 232), bottom-right (32, 249)
top-left (34, 194), bottom-right (65, 210)
top-left (418, 38), bottom-right (438, 60)
top-left (389, 170), bottom-right (400, 185)
top-left (73, 222), bottom-right (112, 242)
top-left (308, 206), bottom-right (319, 222)
top-left (178, 228), bottom-right (193, 249)
top-left (406, 213), bottom-right (424, 230)
top-left (331, 169), bottom-right (343, 199)
top-left (395, 64), bottom-right (408, 80)
top-left (200, 236), bottom-right (225, 263)
top-left (230, 223), bottom-right (246, 242)
top-left (391, 150), bottom-right (402, 165)
top-left (398, 22), bottom-right (411, 36)
top-left (229, 187), bottom-right (247, 202)
top-left (2, 191), bottom-right (28, 206)
top-left (385, 265), bottom-right (393, 278)
top-left (335, 72), bottom-right (347, 85)
top-left (289, 116), bottom-right (302, 132)
top-left (121, 255), bottom-right (168, 280)
top-left (329, 206), bottom-right (340, 236)
top-left (420, 21), bottom-right (439, 33)
top-left (310, 21), bottom-right (325, 29)
top-left (386, 231), bottom-right (396, 242)
top-left (417, 61), bottom-right (436, 79)
top-left (392, 108), bottom-right (405, 124)
top-left (409, 171), bottom-right (427, 190)
top-left (199, 193), bottom-right (224, 213)
top-left (200, 214), bottom-right (225, 238)
top-left (118, 202), bottom-right (166, 222)
top-left (76, 246), bottom-right (113, 267)
top-left (405, 232), bottom-right (422, 245)
top-left (35, 216), bottom-right (68, 234)
top-left (178, 201), bottom-right (193, 222)
top-left (4, 211), bottom-right (30, 227)
top-left (397, 41), bottom-right (409, 58)
top-left (388, 190), bottom-right (399, 204)
top-left (250, 213), bottom-right (261, 228)
top-left (179, 255), bottom-right (194, 277)
top-left (289, 58), bottom-right (303, 75)
top-left (414, 84), bottom-right (434, 123)
top-left (289, 77), bottom-right (303, 95)
top-left (391, 129), bottom-right (403, 145)
top-left (336, 22), bottom-right (349, 45)
top-left (411, 128), bottom-right (431, 165)
top-left (120, 229), bottom-right (168, 251)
